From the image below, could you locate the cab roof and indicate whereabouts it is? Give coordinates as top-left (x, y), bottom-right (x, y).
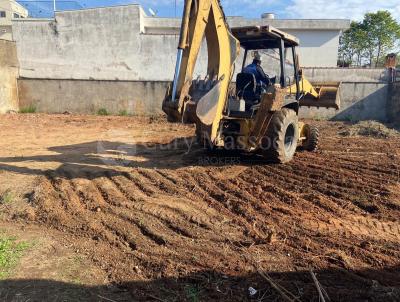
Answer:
top-left (231, 25), bottom-right (300, 49)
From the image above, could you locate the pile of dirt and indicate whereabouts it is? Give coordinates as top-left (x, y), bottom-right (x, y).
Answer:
top-left (339, 121), bottom-right (400, 138)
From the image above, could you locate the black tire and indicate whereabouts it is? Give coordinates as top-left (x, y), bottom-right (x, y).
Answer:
top-left (262, 108), bottom-right (299, 163)
top-left (302, 124), bottom-right (320, 152)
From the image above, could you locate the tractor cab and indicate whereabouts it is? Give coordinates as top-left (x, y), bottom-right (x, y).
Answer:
top-left (226, 25), bottom-right (340, 121)
top-left (228, 26), bottom-right (302, 118)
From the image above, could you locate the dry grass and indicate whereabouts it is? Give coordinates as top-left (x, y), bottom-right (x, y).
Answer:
top-left (339, 121), bottom-right (399, 138)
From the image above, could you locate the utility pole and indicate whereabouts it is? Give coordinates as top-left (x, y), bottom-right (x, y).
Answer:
top-left (53, 0), bottom-right (56, 13)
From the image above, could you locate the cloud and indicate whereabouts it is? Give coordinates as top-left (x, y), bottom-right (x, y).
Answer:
top-left (286, 0), bottom-right (400, 21)
top-left (133, 0), bottom-right (400, 21)
top-left (79, 0), bottom-right (400, 21)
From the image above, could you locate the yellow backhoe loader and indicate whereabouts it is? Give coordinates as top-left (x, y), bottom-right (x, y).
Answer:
top-left (163, 0), bottom-right (341, 163)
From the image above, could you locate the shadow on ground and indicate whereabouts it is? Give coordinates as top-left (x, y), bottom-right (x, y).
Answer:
top-left (0, 138), bottom-right (273, 180)
top-left (1, 266), bottom-right (399, 302)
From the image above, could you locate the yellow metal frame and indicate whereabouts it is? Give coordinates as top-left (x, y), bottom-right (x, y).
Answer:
top-left (163, 0), bottom-right (240, 143)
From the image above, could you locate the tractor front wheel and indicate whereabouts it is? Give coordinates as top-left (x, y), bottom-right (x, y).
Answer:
top-left (302, 124), bottom-right (320, 152)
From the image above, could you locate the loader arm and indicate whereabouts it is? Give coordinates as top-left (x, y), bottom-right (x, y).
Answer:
top-left (162, 0), bottom-right (240, 140)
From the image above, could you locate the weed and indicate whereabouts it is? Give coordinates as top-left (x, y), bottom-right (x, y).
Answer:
top-left (342, 115), bottom-right (354, 123)
top-left (0, 191), bottom-right (13, 204)
top-left (19, 105), bottom-right (37, 114)
top-left (118, 109), bottom-right (129, 116)
top-left (97, 108), bottom-right (109, 116)
top-left (185, 284), bottom-right (202, 302)
top-left (0, 235), bottom-right (30, 278)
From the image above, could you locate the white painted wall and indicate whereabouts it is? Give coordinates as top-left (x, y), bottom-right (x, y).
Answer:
top-left (13, 5), bottom-right (208, 81)
top-left (288, 30), bottom-right (341, 67)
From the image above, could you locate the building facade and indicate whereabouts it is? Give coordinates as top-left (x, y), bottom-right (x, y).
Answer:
top-left (145, 14), bottom-right (351, 68)
top-left (0, 0), bottom-right (28, 40)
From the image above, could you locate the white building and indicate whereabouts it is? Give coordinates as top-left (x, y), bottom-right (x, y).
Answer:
top-left (146, 13), bottom-right (351, 68)
top-left (0, 0), bottom-right (28, 40)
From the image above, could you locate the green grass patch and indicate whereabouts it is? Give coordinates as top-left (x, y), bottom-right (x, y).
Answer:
top-left (185, 284), bottom-right (202, 302)
top-left (118, 109), bottom-right (129, 116)
top-left (19, 105), bottom-right (37, 114)
top-left (97, 108), bottom-right (109, 116)
top-left (0, 235), bottom-right (30, 278)
top-left (0, 191), bottom-right (13, 204)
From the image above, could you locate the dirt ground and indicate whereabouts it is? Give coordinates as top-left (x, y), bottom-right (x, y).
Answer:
top-left (0, 114), bottom-right (399, 302)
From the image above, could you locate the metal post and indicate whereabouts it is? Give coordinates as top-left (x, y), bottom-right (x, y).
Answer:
top-left (241, 49), bottom-right (248, 72)
top-left (53, 0), bottom-right (56, 14)
top-left (292, 46), bottom-right (300, 100)
top-left (171, 49), bottom-right (184, 103)
top-left (279, 39), bottom-right (286, 88)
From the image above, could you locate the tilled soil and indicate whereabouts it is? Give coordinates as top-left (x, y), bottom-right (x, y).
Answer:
top-left (1, 114), bottom-right (400, 301)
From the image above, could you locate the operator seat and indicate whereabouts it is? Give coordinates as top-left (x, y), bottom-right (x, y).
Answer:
top-left (236, 72), bottom-right (262, 112)
top-left (236, 73), bottom-right (257, 102)
top-left (226, 73), bottom-right (261, 119)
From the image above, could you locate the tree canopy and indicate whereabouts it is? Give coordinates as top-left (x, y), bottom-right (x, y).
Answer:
top-left (338, 11), bottom-right (400, 67)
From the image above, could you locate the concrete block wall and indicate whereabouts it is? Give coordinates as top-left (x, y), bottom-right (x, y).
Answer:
top-left (0, 39), bottom-right (19, 113)
top-left (300, 82), bottom-right (389, 122)
top-left (387, 82), bottom-right (400, 123)
top-left (12, 5), bottom-right (208, 82)
top-left (18, 79), bottom-right (168, 115)
top-left (302, 68), bottom-right (388, 83)
top-left (300, 68), bottom-right (390, 122)
top-left (17, 75), bottom-right (390, 122)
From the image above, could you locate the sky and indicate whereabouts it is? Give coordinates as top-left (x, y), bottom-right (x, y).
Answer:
top-left (18, 0), bottom-right (400, 20)
top-left (78, 0), bottom-right (400, 20)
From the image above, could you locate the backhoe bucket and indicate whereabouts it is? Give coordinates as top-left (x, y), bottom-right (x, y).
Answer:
top-left (299, 82), bottom-right (341, 110)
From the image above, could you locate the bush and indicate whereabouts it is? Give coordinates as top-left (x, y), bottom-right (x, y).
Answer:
top-left (118, 109), bottom-right (129, 116)
top-left (97, 108), bottom-right (109, 116)
top-left (19, 105), bottom-right (37, 114)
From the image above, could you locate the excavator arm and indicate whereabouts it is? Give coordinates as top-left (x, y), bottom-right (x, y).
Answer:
top-left (162, 0), bottom-right (240, 141)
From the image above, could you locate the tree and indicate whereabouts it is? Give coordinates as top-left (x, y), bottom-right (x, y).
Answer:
top-left (338, 11), bottom-right (400, 67)
top-left (362, 11), bottom-right (400, 67)
top-left (339, 21), bottom-right (369, 66)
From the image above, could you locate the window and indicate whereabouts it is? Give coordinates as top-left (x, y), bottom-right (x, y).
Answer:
top-left (0, 11), bottom-right (6, 18)
top-left (13, 13), bottom-right (20, 18)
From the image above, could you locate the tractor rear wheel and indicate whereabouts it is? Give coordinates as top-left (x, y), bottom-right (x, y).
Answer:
top-left (262, 108), bottom-right (299, 163)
